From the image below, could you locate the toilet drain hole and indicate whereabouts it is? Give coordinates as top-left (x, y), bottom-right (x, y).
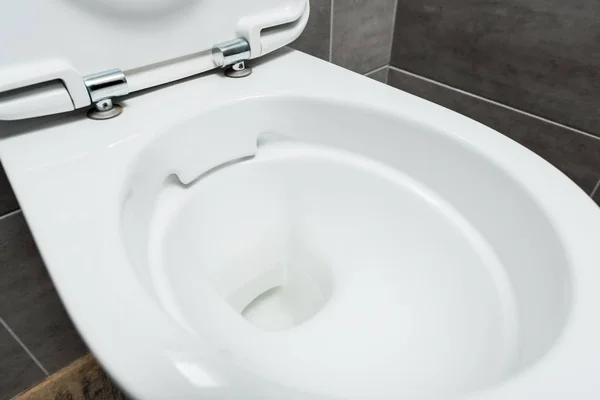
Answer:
top-left (225, 259), bottom-right (332, 332)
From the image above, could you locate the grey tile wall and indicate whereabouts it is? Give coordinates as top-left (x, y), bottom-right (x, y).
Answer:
top-left (290, 0), bottom-right (397, 75)
top-left (289, 0), bottom-right (331, 60)
top-left (331, 0), bottom-right (396, 73)
top-left (0, 211), bottom-right (88, 399)
top-left (0, 322), bottom-right (45, 399)
top-left (387, 67), bottom-right (600, 194)
top-left (390, 0), bottom-right (600, 136)
top-left (366, 66), bottom-right (389, 83)
top-left (0, 212), bottom-right (88, 373)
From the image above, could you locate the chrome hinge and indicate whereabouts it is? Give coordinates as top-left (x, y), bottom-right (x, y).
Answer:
top-left (83, 69), bottom-right (129, 120)
top-left (212, 38), bottom-right (252, 78)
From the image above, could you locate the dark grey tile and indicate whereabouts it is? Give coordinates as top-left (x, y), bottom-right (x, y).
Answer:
top-left (290, 0), bottom-right (332, 61)
top-left (365, 66), bottom-right (389, 83)
top-left (0, 212), bottom-right (88, 375)
top-left (388, 68), bottom-right (600, 193)
top-left (332, 0), bottom-right (396, 74)
top-left (0, 163), bottom-right (19, 217)
top-left (0, 324), bottom-right (45, 399)
top-left (391, 0), bottom-right (600, 136)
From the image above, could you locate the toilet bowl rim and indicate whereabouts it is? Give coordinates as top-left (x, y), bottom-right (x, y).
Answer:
top-left (1, 50), bottom-right (600, 399)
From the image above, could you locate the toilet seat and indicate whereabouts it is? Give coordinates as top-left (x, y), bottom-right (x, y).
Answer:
top-left (0, 50), bottom-right (599, 399)
top-left (0, 0), bottom-right (309, 119)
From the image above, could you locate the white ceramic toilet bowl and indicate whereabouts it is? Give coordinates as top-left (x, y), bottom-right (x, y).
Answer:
top-left (1, 50), bottom-right (599, 400)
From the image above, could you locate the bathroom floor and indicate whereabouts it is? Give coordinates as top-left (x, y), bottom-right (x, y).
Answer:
top-left (14, 355), bottom-right (125, 400)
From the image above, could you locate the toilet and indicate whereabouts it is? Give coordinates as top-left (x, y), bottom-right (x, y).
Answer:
top-left (1, 0), bottom-right (600, 399)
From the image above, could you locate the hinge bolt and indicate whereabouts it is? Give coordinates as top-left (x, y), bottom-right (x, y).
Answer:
top-left (225, 61), bottom-right (252, 78)
top-left (97, 99), bottom-right (113, 111)
top-left (88, 98), bottom-right (123, 120)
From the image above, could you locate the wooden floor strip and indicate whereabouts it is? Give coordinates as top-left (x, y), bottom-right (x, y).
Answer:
top-left (15, 354), bottom-right (126, 400)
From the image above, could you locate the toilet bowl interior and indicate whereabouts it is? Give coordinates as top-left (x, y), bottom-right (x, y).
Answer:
top-left (121, 95), bottom-right (571, 399)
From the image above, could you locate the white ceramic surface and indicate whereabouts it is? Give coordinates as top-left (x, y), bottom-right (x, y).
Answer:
top-left (0, 50), bottom-right (599, 399)
top-left (0, 0), bottom-right (309, 119)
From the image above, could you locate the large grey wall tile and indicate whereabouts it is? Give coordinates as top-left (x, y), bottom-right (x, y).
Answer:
top-left (0, 163), bottom-right (18, 216)
top-left (332, 0), bottom-right (396, 74)
top-left (388, 68), bottom-right (600, 193)
top-left (391, 0), bottom-right (600, 136)
top-left (0, 212), bottom-right (88, 375)
top-left (290, 0), bottom-right (332, 60)
top-left (0, 325), bottom-right (45, 399)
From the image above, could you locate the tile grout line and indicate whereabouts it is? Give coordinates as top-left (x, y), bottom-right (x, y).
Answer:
top-left (328, 0), bottom-right (334, 62)
top-left (0, 208), bottom-right (22, 222)
top-left (591, 179), bottom-right (600, 198)
top-left (387, 0), bottom-right (399, 65)
top-left (0, 316), bottom-right (50, 376)
top-left (364, 64), bottom-right (388, 77)
top-left (388, 66), bottom-right (600, 142)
